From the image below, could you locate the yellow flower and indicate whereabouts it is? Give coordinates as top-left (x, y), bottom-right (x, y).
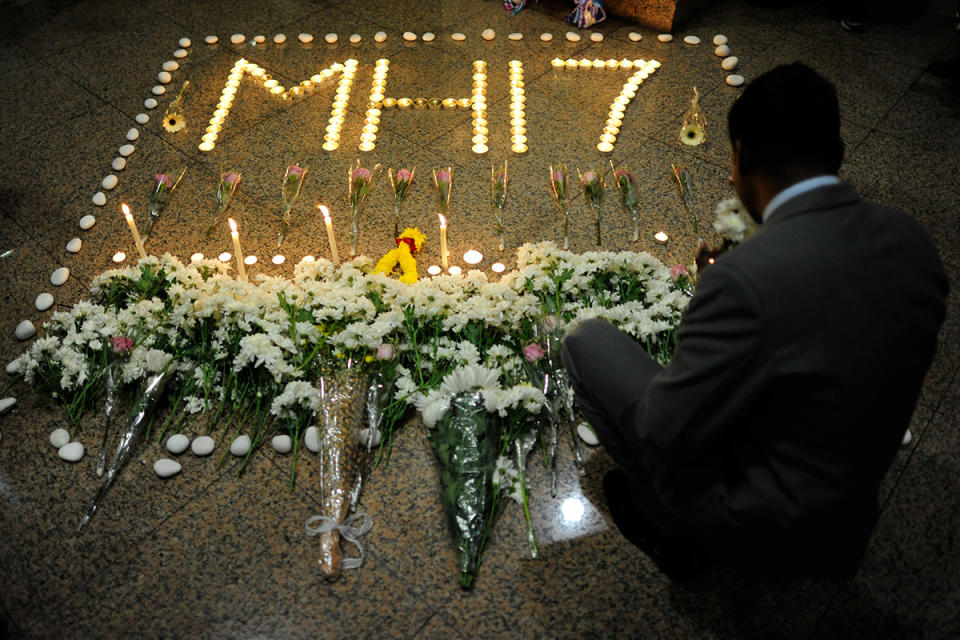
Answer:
top-left (680, 124), bottom-right (705, 146)
top-left (398, 227), bottom-right (427, 252)
top-left (163, 112), bottom-right (186, 133)
top-left (372, 242), bottom-right (419, 284)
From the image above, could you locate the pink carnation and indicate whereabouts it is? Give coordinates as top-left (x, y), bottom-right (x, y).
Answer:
top-left (110, 336), bottom-right (133, 354)
top-left (551, 170), bottom-right (565, 183)
top-left (223, 171), bottom-right (240, 184)
top-left (397, 168), bottom-right (413, 182)
top-left (154, 173), bottom-right (172, 188)
top-left (582, 170), bottom-right (597, 185)
top-left (670, 264), bottom-right (689, 281)
top-left (523, 343), bottom-right (546, 363)
top-left (287, 164), bottom-right (304, 177)
top-left (435, 170), bottom-right (451, 184)
top-left (541, 315), bottom-right (559, 332)
top-left (353, 167), bottom-right (371, 182)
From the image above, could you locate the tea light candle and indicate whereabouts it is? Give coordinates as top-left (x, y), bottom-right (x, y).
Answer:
top-left (190, 253), bottom-right (204, 261)
top-left (228, 218), bottom-right (247, 282)
top-left (448, 265), bottom-right (462, 275)
top-left (318, 204), bottom-right (340, 264)
top-left (491, 262), bottom-right (506, 273)
top-left (112, 251), bottom-right (126, 263)
top-left (244, 255), bottom-right (257, 265)
top-left (218, 251), bottom-right (232, 262)
top-left (120, 203), bottom-right (147, 259)
top-left (427, 265), bottom-right (442, 276)
top-left (654, 231), bottom-right (669, 244)
top-left (272, 254), bottom-right (286, 265)
top-left (463, 249), bottom-right (483, 265)
top-left (439, 214), bottom-right (449, 269)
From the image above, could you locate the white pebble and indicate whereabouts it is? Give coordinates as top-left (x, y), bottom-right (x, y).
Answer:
top-left (253, 35), bottom-right (265, 43)
top-left (166, 434), bottom-right (190, 454)
top-left (508, 32), bottom-right (523, 41)
top-left (92, 191), bottom-right (106, 206)
top-left (375, 31), bottom-right (387, 42)
top-left (50, 267), bottom-right (69, 286)
top-left (230, 33), bottom-right (245, 44)
top-left (715, 44), bottom-right (730, 57)
top-left (58, 441), bottom-right (84, 462)
top-left (403, 31), bottom-right (416, 41)
top-left (481, 28), bottom-right (496, 41)
top-left (50, 428), bottom-right (70, 448)
top-left (590, 32), bottom-right (604, 42)
top-left (657, 33), bottom-right (673, 42)
top-left (101, 174), bottom-right (118, 190)
top-left (722, 56), bottom-right (739, 71)
top-left (0, 397), bottom-right (14, 414)
top-left (126, 128), bottom-right (139, 141)
top-left (565, 31), bottom-right (581, 42)
top-left (229, 434), bottom-right (251, 456)
top-left (151, 85), bottom-right (165, 95)
top-left (135, 113), bottom-right (149, 124)
top-left (577, 423), bottom-right (600, 446)
top-left (173, 49), bottom-right (187, 59)
top-left (119, 144), bottom-right (135, 157)
top-left (6, 359), bottom-right (22, 374)
top-left (66, 238), bottom-right (82, 253)
top-left (684, 35), bottom-right (701, 45)
top-left (15, 320), bottom-right (35, 340)
top-left (144, 97), bottom-right (158, 108)
top-left (179, 37), bottom-right (191, 48)
top-left (539, 32), bottom-right (553, 42)
top-left (111, 157), bottom-right (126, 171)
top-left (271, 434), bottom-right (292, 453)
top-left (298, 33), bottom-right (313, 44)
top-left (726, 74), bottom-right (745, 87)
top-left (628, 32), bottom-right (642, 42)
top-left (713, 34), bottom-right (728, 46)
top-left (191, 435), bottom-right (215, 456)
top-left (304, 426), bottom-right (321, 453)
top-left (79, 215), bottom-right (96, 230)
top-left (153, 458), bottom-right (182, 478)
top-left (422, 32), bottom-right (436, 42)
top-left (325, 33), bottom-right (338, 43)
top-left (273, 33), bottom-right (286, 44)
top-left (157, 70), bottom-right (172, 83)
top-left (204, 35), bottom-right (218, 44)
top-left (35, 292), bottom-right (54, 311)
top-left (162, 61), bottom-right (179, 72)
top-left (902, 429), bottom-right (913, 446)
top-left (360, 428), bottom-right (381, 448)
top-left (451, 32), bottom-right (466, 41)
top-left (349, 33), bottom-right (361, 44)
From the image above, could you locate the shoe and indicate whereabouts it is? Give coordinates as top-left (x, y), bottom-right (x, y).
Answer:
top-left (602, 470), bottom-right (708, 580)
top-left (840, 18), bottom-right (866, 32)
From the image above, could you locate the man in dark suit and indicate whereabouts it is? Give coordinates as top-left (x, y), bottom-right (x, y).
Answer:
top-left (563, 63), bottom-right (948, 579)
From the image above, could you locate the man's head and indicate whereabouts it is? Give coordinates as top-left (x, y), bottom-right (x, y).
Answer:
top-left (728, 63), bottom-right (844, 221)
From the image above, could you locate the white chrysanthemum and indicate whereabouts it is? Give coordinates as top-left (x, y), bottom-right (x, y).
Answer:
top-left (714, 211), bottom-right (749, 242)
top-left (270, 379), bottom-right (321, 418)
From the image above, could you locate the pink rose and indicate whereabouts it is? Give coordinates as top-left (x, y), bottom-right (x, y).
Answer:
top-left (551, 170), bottom-right (565, 184)
top-left (523, 342), bottom-right (546, 363)
top-left (154, 173), bottom-right (172, 188)
top-left (397, 168), bottom-right (413, 182)
top-left (376, 343), bottom-right (395, 360)
top-left (435, 170), bottom-right (451, 184)
top-left (582, 170), bottom-right (597, 185)
top-left (287, 164), bottom-right (304, 177)
top-left (224, 171), bottom-right (240, 185)
top-left (353, 167), bottom-right (371, 182)
top-left (670, 264), bottom-right (689, 281)
top-left (110, 336), bottom-right (133, 354)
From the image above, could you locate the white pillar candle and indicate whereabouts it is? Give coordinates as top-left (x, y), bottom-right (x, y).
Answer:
top-left (120, 203), bottom-right (147, 259)
top-left (318, 204), bottom-right (339, 264)
top-left (228, 218), bottom-right (247, 281)
top-left (439, 214), bottom-right (449, 269)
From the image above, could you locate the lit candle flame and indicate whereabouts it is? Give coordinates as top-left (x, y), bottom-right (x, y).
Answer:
top-left (438, 214), bottom-right (447, 228)
top-left (228, 217), bottom-right (238, 234)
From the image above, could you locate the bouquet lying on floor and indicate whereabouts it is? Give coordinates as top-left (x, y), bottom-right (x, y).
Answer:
top-left (11, 242), bottom-right (690, 586)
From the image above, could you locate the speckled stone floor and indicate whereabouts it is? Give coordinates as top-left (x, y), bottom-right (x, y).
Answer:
top-left (0, 0), bottom-right (958, 638)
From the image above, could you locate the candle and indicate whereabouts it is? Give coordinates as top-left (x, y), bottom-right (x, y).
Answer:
top-left (228, 218), bottom-right (247, 282)
top-left (318, 204), bottom-right (339, 264)
top-left (120, 203), bottom-right (147, 259)
top-left (112, 251), bottom-right (126, 263)
top-left (654, 231), bottom-right (669, 244)
top-left (272, 255), bottom-right (286, 265)
top-left (448, 265), bottom-right (462, 275)
top-left (190, 252), bottom-right (204, 261)
top-left (491, 262), bottom-right (506, 273)
top-left (439, 214), bottom-right (448, 269)
top-left (427, 265), bottom-right (442, 276)
top-left (463, 249), bottom-right (483, 265)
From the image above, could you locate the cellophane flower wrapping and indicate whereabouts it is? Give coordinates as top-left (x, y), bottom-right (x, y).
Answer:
top-left (314, 360), bottom-right (373, 580)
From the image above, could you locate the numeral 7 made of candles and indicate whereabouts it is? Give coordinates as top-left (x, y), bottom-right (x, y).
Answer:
top-left (199, 57), bottom-right (659, 155)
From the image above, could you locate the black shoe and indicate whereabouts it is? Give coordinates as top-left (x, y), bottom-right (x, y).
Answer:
top-left (602, 470), bottom-right (708, 580)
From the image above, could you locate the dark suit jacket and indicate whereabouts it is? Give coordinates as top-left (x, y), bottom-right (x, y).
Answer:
top-left (633, 182), bottom-right (947, 564)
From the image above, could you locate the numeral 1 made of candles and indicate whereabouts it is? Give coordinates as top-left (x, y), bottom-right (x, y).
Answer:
top-left (200, 57), bottom-right (658, 154)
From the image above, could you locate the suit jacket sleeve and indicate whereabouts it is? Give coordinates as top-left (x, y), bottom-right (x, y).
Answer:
top-left (633, 260), bottom-right (774, 523)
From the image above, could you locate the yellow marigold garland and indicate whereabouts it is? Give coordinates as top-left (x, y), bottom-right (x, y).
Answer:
top-left (372, 227), bottom-right (426, 284)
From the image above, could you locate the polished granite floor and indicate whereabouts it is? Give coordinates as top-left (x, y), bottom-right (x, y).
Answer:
top-left (0, 0), bottom-right (958, 638)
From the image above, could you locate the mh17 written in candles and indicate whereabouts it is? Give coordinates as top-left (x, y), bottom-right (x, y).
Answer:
top-left (198, 57), bottom-right (660, 155)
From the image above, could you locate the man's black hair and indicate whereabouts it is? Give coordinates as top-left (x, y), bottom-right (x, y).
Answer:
top-left (728, 62), bottom-right (844, 177)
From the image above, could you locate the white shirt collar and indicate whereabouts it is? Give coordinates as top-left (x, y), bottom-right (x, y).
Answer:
top-left (762, 175), bottom-right (841, 222)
